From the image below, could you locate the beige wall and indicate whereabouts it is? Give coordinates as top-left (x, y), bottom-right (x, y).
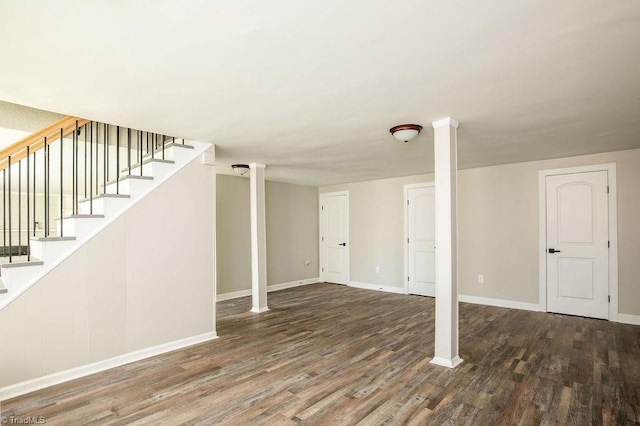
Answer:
top-left (0, 157), bottom-right (215, 388)
top-left (614, 151), bottom-right (640, 315)
top-left (266, 181), bottom-right (319, 285)
top-left (216, 176), bottom-right (319, 295)
top-left (458, 162), bottom-right (540, 304)
top-left (321, 148), bottom-right (640, 316)
top-left (321, 174), bottom-right (432, 287)
top-left (216, 175), bottom-right (251, 294)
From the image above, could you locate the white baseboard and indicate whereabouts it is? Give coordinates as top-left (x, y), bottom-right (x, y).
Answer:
top-left (348, 281), bottom-right (408, 295)
top-left (216, 277), bottom-right (319, 301)
top-left (0, 332), bottom-right (217, 401)
top-left (458, 296), bottom-right (640, 322)
top-left (268, 277), bottom-right (319, 292)
top-left (430, 355), bottom-right (463, 369)
top-left (458, 294), bottom-right (540, 312)
top-left (216, 289), bottom-right (251, 301)
top-left (339, 283), bottom-right (540, 312)
top-left (617, 313), bottom-right (640, 325)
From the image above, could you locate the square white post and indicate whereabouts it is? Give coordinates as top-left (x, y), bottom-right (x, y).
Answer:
top-left (249, 163), bottom-right (269, 313)
top-left (202, 145), bottom-right (217, 333)
top-left (431, 118), bottom-right (462, 368)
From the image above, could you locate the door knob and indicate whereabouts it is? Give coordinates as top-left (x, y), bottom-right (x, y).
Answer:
top-left (339, 242), bottom-right (346, 246)
top-left (548, 248), bottom-right (561, 253)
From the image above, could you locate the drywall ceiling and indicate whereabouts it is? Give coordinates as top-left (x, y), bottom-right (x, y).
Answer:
top-left (0, 1), bottom-right (638, 186)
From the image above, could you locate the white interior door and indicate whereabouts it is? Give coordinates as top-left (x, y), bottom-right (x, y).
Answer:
top-left (407, 185), bottom-right (436, 297)
top-left (546, 171), bottom-right (609, 319)
top-left (320, 192), bottom-right (349, 285)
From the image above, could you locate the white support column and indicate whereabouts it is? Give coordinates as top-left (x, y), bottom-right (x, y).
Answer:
top-left (249, 163), bottom-right (269, 313)
top-left (430, 117), bottom-right (462, 368)
top-left (201, 145), bottom-right (217, 334)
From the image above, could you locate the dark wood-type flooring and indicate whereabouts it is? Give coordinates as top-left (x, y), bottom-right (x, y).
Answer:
top-left (2, 283), bottom-right (640, 425)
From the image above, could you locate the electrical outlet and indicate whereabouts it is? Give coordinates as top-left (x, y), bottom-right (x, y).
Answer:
top-left (375, 266), bottom-right (380, 274)
top-left (477, 274), bottom-right (484, 284)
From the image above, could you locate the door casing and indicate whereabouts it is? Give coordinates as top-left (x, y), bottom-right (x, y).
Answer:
top-left (538, 163), bottom-right (618, 320)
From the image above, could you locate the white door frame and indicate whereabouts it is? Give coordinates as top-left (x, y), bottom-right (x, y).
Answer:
top-left (319, 191), bottom-right (350, 284)
top-left (404, 182), bottom-right (435, 294)
top-left (538, 163), bottom-right (618, 320)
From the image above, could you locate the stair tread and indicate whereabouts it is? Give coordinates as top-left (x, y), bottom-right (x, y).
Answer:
top-left (0, 256), bottom-right (44, 268)
top-left (65, 214), bottom-right (105, 219)
top-left (146, 158), bottom-right (175, 163)
top-left (32, 236), bottom-right (76, 242)
top-left (164, 141), bottom-right (194, 149)
top-left (121, 158), bottom-right (175, 173)
top-left (101, 175), bottom-right (154, 187)
top-left (79, 193), bottom-right (131, 203)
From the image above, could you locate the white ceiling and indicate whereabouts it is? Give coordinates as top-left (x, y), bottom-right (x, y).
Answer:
top-left (0, 1), bottom-right (638, 186)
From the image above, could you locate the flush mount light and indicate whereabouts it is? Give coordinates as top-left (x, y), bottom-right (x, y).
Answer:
top-left (389, 124), bottom-right (423, 143)
top-left (232, 164), bottom-right (250, 176)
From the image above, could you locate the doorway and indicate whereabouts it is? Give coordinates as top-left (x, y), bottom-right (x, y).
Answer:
top-left (404, 183), bottom-right (436, 297)
top-left (539, 164), bottom-right (618, 320)
top-left (319, 191), bottom-right (349, 285)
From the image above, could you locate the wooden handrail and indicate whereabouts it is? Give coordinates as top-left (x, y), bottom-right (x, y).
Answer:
top-left (0, 116), bottom-right (89, 170)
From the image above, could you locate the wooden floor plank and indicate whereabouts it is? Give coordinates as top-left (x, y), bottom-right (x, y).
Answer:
top-left (2, 283), bottom-right (639, 425)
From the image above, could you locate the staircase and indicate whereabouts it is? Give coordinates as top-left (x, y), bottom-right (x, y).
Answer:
top-left (0, 117), bottom-right (210, 309)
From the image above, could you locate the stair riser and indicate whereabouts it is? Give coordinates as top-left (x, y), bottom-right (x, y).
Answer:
top-left (78, 199), bottom-right (101, 215)
top-left (0, 264), bottom-right (47, 290)
top-left (77, 197), bottom-right (130, 216)
top-left (169, 145), bottom-right (195, 163)
top-left (104, 179), bottom-right (150, 197)
top-left (30, 240), bottom-right (77, 264)
top-left (144, 161), bottom-right (173, 179)
top-left (120, 161), bottom-right (174, 180)
top-left (57, 217), bottom-right (103, 238)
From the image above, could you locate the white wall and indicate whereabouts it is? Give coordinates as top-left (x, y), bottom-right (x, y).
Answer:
top-left (320, 148), bottom-right (640, 316)
top-left (0, 156), bottom-right (216, 390)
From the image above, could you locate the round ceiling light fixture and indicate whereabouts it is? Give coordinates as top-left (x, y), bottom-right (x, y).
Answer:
top-left (231, 164), bottom-right (250, 176)
top-left (389, 124), bottom-right (423, 143)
